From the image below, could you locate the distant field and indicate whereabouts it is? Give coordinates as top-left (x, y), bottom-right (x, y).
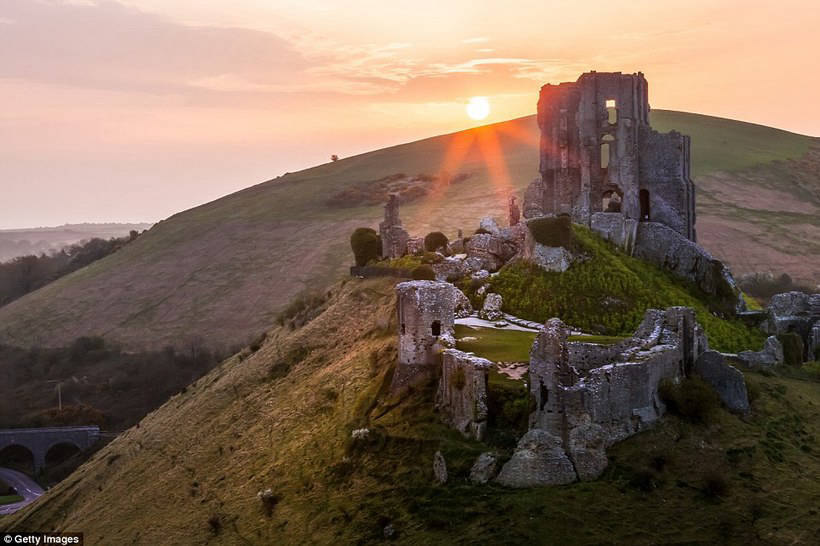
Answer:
top-left (0, 111), bottom-right (816, 350)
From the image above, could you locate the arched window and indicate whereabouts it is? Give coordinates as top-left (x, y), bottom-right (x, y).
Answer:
top-left (639, 189), bottom-right (651, 221)
top-left (606, 99), bottom-right (618, 125)
top-left (600, 134), bottom-right (615, 170)
top-left (431, 321), bottom-right (441, 337)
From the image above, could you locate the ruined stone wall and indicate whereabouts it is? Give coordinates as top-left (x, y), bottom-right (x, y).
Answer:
top-left (379, 194), bottom-right (409, 259)
top-left (436, 350), bottom-right (492, 441)
top-left (529, 308), bottom-right (703, 446)
top-left (530, 71), bottom-right (695, 243)
top-left (638, 127), bottom-right (696, 240)
top-left (393, 281), bottom-right (456, 389)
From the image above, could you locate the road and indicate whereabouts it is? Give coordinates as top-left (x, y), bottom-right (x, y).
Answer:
top-left (0, 467), bottom-right (44, 515)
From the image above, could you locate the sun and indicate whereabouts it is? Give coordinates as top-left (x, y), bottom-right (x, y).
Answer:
top-left (466, 96), bottom-right (490, 121)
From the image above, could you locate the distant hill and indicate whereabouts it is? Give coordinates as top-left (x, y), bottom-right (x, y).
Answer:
top-left (0, 111), bottom-right (816, 350)
top-left (0, 223), bottom-right (153, 262)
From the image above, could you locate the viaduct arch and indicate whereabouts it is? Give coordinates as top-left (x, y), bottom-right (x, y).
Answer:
top-left (0, 426), bottom-right (100, 473)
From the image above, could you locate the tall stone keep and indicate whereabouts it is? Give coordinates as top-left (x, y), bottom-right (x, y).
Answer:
top-left (526, 71), bottom-right (696, 241)
top-left (393, 281), bottom-right (456, 389)
top-left (379, 193), bottom-right (410, 259)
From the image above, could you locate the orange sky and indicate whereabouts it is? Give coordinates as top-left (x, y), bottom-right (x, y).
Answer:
top-left (1, 0), bottom-right (818, 228)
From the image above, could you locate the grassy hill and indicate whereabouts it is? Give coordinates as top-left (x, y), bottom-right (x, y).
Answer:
top-left (4, 278), bottom-right (818, 544)
top-left (0, 111), bottom-right (816, 350)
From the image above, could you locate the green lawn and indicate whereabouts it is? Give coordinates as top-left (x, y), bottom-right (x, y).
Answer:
top-left (0, 494), bottom-right (23, 505)
top-left (455, 324), bottom-right (536, 362)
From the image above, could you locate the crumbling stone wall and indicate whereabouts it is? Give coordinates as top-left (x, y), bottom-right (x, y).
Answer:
top-left (379, 193), bottom-right (410, 259)
top-left (436, 349), bottom-right (492, 441)
top-left (393, 281), bottom-right (457, 389)
top-left (516, 307), bottom-right (706, 484)
top-left (525, 71), bottom-right (695, 242)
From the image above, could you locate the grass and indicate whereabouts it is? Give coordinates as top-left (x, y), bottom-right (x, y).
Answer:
top-left (454, 324), bottom-right (535, 362)
top-left (0, 494), bottom-right (24, 505)
top-left (491, 225), bottom-right (767, 353)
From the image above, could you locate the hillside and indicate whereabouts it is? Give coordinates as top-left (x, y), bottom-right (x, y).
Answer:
top-left (0, 111), bottom-right (816, 350)
top-left (4, 278), bottom-right (819, 544)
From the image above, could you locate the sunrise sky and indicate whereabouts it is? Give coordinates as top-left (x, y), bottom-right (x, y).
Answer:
top-left (2, 0), bottom-right (819, 229)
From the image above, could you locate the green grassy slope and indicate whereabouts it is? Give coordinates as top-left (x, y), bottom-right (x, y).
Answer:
top-left (0, 112), bottom-right (815, 350)
top-left (4, 279), bottom-right (818, 544)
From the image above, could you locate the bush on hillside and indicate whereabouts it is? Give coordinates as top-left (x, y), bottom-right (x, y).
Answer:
top-left (527, 215), bottom-right (573, 248)
top-left (490, 225), bottom-right (766, 353)
top-left (350, 227), bottom-right (382, 267)
top-left (738, 272), bottom-right (816, 304)
top-left (658, 378), bottom-right (720, 425)
top-left (424, 232), bottom-right (449, 252)
top-left (778, 332), bottom-right (804, 366)
top-left (412, 265), bottom-right (436, 281)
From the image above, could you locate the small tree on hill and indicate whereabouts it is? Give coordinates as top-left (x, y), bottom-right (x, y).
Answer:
top-left (424, 231), bottom-right (449, 252)
top-left (350, 228), bottom-right (382, 266)
top-left (331, 154), bottom-right (339, 162)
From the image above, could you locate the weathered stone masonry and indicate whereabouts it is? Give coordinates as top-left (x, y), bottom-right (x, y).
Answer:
top-left (525, 71), bottom-right (696, 242)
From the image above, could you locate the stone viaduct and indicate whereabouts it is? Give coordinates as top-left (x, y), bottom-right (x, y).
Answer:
top-left (0, 426), bottom-right (100, 473)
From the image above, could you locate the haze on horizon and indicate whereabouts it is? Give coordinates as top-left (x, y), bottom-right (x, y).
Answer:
top-left (1, 0), bottom-right (818, 229)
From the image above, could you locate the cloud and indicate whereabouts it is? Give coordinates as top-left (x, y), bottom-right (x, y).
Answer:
top-left (0, 0), bottom-right (307, 95)
top-left (462, 37), bottom-right (489, 44)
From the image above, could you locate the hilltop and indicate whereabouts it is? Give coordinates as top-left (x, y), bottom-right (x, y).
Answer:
top-left (4, 277), bottom-right (818, 544)
top-left (0, 111), bottom-right (816, 350)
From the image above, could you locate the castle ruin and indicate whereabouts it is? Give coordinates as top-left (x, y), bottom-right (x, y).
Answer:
top-left (524, 71), bottom-right (696, 241)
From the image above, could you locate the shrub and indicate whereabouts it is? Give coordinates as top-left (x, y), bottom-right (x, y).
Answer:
top-left (778, 332), bottom-right (804, 366)
top-left (424, 232), bottom-right (449, 252)
top-left (701, 471), bottom-right (730, 498)
top-left (658, 377), bottom-right (720, 425)
top-left (207, 515), bottom-right (222, 535)
top-left (412, 265), bottom-right (436, 280)
top-left (526, 215), bottom-right (573, 248)
top-left (350, 227), bottom-right (382, 266)
top-left (420, 252), bottom-right (443, 265)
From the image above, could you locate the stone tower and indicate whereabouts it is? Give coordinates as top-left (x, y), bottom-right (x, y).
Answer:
top-left (524, 71), bottom-right (696, 241)
top-left (393, 280), bottom-right (456, 389)
top-left (379, 193), bottom-right (410, 259)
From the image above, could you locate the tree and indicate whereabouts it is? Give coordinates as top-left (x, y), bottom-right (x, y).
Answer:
top-left (424, 231), bottom-right (449, 252)
top-left (350, 228), bottom-right (382, 266)
top-left (331, 154), bottom-right (339, 162)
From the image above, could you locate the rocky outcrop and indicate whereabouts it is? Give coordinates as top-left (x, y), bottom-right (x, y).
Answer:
top-left (453, 288), bottom-right (473, 318)
top-left (480, 293), bottom-right (503, 321)
top-left (567, 422), bottom-right (608, 481)
top-left (432, 257), bottom-right (469, 282)
top-left (694, 350), bottom-right (750, 413)
top-left (495, 429), bottom-right (577, 487)
top-left (436, 350), bottom-right (492, 441)
top-left (469, 452), bottom-right (499, 484)
top-left (465, 233), bottom-right (518, 272)
top-left (633, 222), bottom-right (743, 313)
top-left (737, 336), bottom-right (784, 369)
top-left (479, 216), bottom-right (501, 235)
